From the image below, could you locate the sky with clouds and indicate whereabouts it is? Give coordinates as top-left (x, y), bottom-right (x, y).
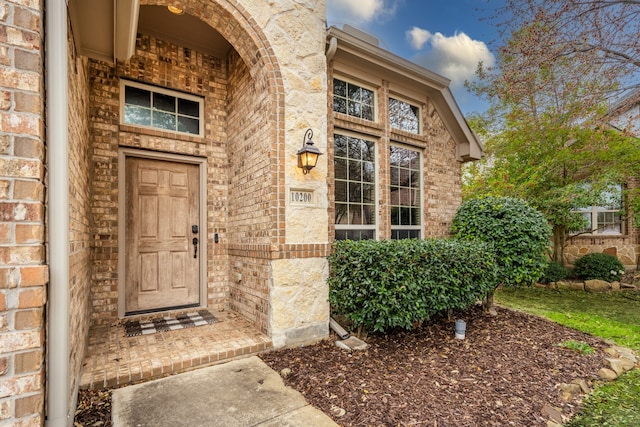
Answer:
top-left (326, 0), bottom-right (503, 114)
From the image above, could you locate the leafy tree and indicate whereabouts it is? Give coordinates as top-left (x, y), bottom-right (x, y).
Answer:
top-left (451, 197), bottom-right (551, 311)
top-left (494, 0), bottom-right (640, 100)
top-left (464, 3), bottom-right (640, 263)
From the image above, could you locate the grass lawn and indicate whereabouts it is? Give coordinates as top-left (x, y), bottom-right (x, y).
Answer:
top-left (495, 287), bottom-right (640, 427)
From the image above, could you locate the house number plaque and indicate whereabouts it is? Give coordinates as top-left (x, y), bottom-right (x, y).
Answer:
top-left (290, 189), bottom-right (314, 205)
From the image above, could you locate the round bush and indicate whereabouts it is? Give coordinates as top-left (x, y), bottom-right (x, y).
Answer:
top-left (451, 197), bottom-right (552, 287)
top-left (573, 252), bottom-right (625, 282)
top-left (541, 261), bottom-right (569, 284)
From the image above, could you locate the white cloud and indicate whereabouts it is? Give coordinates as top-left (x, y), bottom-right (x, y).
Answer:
top-left (327, 0), bottom-right (398, 25)
top-left (409, 29), bottom-right (495, 89)
top-left (406, 27), bottom-right (431, 50)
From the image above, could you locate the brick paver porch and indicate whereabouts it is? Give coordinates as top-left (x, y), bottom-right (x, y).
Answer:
top-left (79, 310), bottom-right (272, 389)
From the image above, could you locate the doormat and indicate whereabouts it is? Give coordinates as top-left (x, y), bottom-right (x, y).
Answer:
top-left (123, 310), bottom-right (218, 337)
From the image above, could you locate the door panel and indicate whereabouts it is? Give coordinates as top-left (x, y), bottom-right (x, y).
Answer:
top-left (125, 157), bottom-right (200, 313)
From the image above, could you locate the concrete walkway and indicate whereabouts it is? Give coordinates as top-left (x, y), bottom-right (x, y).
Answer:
top-left (112, 356), bottom-right (338, 427)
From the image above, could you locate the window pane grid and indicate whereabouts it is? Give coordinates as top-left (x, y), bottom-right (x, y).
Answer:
top-left (333, 79), bottom-right (375, 121)
top-left (389, 98), bottom-right (419, 134)
top-left (390, 146), bottom-right (421, 239)
top-left (123, 83), bottom-right (202, 136)
top-left (572, 185), bottom-right (623, 235)
top-left (334, 134), bottom-right (376, 240)
top-left (597, 211), bottom-right (622, 234)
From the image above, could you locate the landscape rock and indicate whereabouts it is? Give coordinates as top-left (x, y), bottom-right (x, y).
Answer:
top-left (598, 367), bottom-right (618, 380)
top-left (541, 404), bottom-right (564, 424)
top-left (335, 336), bottom-right (368, 352)
top-left (618, 357), bottom-right (636, 371)
top-left (560, 391), bottom-right (573, 402)
top-left (571, 378), bottom-right (591, 394)
top-left (605, 358), bottom-right (631, 375)
top-left (612, 346), bottom-right (637, 363)
top-left (280, 367), bottom-right (292, 378)
top-left (556, 281), bottom-right (585, 291)
top-left (342, 336), bottom-right (368, 351)
top-left (603, 347), bottom-right (619, 357)
top-left (584, 279), bottom-right (610, 292)
top-left (556, 383), bottom-right (582, 394)
top-left (335, 340), bottom-right (352, 352)
top-left (567, 281), bottom-right (586, 291)
top-left (610, 281), bottom-right (621, 291)
top-left (330, 405), bottom-right (346, 417)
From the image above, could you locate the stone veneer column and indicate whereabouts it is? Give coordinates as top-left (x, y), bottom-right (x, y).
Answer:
top-left (239, 0), bottom-right (330, 347)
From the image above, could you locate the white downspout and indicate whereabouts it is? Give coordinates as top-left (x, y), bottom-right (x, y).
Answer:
top-left (45, 0), bottom-right (70, 425)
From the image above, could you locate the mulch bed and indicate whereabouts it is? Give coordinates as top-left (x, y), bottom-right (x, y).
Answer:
top-left (75, 305), bottom-right (610, 426)
top-left (260, 306), bottom-right (609, 426)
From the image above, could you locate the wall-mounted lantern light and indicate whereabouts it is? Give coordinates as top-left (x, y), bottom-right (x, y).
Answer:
top-left (297, 129), bottom-right (323, 174)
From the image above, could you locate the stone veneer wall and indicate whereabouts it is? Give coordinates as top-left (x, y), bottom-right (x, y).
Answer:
top-left (237, 0), bottom-right (330, 346)
top-left (0, 0), bottom-right (47, 424)
top-left (67, 19), bottom-right (93, 417)
top-left (564, 236), bottom-right (640, 269)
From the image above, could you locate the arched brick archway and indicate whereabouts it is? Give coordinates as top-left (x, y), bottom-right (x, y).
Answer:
top-left (141, 0), bottom-right (287, 244)
top-left (102, 0), bottom-right (288, 334)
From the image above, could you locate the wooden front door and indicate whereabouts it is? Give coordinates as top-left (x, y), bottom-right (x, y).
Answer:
top-left (124, 157), bottom-right (200, 314)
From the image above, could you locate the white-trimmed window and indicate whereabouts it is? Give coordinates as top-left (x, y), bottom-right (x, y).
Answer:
top-left (575, 184), bottom-right (623, 235)
top-left (333, 78), bottom-right (375, 121)
top-left (120, 80), bottom-right (204, 137)
top-left (389, 97), bottom-right (419, 134)
top-left (334, 133), bottom-right (376, 240)
top-left (390, 145), bottom-right (421, 239)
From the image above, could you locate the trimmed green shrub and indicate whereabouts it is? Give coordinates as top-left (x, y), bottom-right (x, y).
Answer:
top-left (451, 197), bottom-right (552, 287)
top-left (541, 261), bottom-right (570, 284)
top-left (574, 252), bottom-right (625, 283)
top-left (327, 238), bottom-right (499, 333)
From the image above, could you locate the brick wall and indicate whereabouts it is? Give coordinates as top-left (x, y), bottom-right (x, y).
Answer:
top-left (88, 34), bottom-right (231, 324)
top-left (226, 50), bottom-right (273, 333)
top-left (423, 98), bottom-right (463, 237)
top-left (67, 20), bottom-right (93, 413)
top-left (0, 0), bottom-right (46, 425)
top-left (87, 58), bottom-right (120, 325)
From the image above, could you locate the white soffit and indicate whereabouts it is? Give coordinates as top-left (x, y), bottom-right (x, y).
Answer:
top-left (68, 0), bottom-right (139, 63)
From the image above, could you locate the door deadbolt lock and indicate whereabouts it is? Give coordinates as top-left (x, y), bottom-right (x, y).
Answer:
top-left (192, 225), bottom-right (199, 234)
top-left (192, 237), bottom-right (198, 258)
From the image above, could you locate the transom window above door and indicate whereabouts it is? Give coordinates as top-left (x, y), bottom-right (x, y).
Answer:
top-left (333, 78), bottom-right (375, 121)
top-left (120, 80), bottom-right (204, 137)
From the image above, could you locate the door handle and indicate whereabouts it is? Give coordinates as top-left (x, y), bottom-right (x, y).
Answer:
top-left (192, 237), bottom-right (198, 258)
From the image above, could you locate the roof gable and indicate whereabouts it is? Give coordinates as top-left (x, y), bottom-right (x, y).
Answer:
top-left (327, 26), bottom-right (483, 161)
